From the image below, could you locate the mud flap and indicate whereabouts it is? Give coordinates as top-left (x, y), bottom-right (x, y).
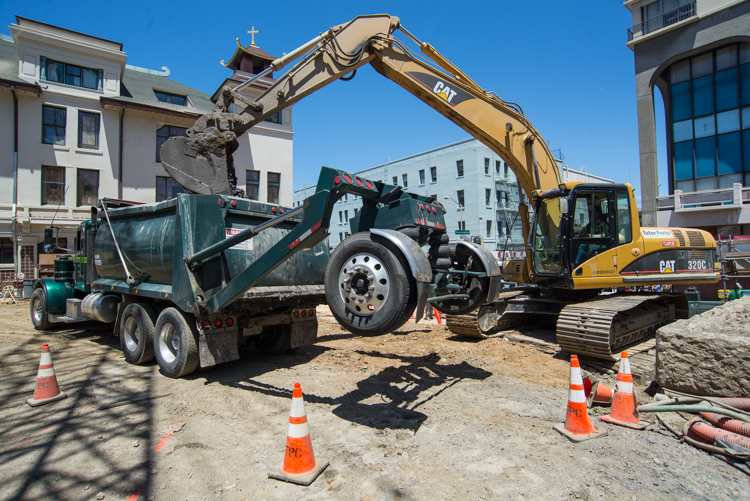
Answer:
top-left (198, 327), bottom-right (240, 368)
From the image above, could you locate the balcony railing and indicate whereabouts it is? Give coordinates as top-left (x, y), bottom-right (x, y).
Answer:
top-left (628, 1), bottom-right (696, 42)
top-left (655, 183), bottom-right (749, 212)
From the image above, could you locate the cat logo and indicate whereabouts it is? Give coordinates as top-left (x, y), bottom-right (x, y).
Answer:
top-left (659, 260), bottom-right (676, 273)
top-left (433, 81), bottom-right (457, 103)
top-left (405, 71), bottom-right (474, 107)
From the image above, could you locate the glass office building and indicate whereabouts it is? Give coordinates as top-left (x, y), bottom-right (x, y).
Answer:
top-left (670, 42), bottom-right (750, 192)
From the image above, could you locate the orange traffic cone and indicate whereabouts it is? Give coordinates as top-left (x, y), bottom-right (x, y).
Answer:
top-left (26, 344), bottom-right (67, 407)
top-left (587, 380), bottom-right (614, 408)
top-left (600, 352), bottom-right (650, 429)
top-left (434, 308), bottom-right (442, 325)
top-left (554, 355), bottom-right (607, 442)
top-left (268, 383), bottom-right (329, 486)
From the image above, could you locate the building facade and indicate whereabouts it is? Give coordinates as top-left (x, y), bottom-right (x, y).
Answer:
top-left (624, 0), bottom-right (750, 235)
top-left (294, 138), bottom-right (612, 259)
top-left (0, 17), bottom-right (293, 281)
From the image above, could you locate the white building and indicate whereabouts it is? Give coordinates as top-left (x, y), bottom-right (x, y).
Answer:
top-left (0, 17), bottom-right (293, 281)
top-left (294, 138), bottom-right (613, 258)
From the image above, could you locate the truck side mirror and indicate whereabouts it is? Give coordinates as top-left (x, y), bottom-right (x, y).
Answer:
top-left (43, 227), bottom-right (55, 253)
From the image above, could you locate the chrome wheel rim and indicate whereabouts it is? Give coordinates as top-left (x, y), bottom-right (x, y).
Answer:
top-left (337, 253), bottom-right (390, 315)
top-left (123, 316), bottom-right (139, 353)
top-left (32, 297), bottom-right (43, 323)
top-left (158, 323), bottom-right (178, 364)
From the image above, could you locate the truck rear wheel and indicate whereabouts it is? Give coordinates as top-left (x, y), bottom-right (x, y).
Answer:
top-left (30, 288), bottom-right (55, 330)
top-left (120, 303), bottom-right (157, 365)
top-left (154, 308), bottom-right (199, 378)
top-left (325, 232), bottom-right (417, 336)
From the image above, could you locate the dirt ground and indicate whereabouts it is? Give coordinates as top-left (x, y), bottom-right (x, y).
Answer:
top-left (0, 301), bottom-right (748, 501)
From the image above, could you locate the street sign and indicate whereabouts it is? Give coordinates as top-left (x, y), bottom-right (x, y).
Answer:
top-left (455, 230), bottom-right (470, 235)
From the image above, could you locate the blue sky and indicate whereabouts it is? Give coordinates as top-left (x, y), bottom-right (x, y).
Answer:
top-left (2, 0), bottom-right (668, 202)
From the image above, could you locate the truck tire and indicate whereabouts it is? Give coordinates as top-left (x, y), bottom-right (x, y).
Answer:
top-left (120, 303), bottom-right (157, 365)
top-left (253, 324), bottom-right (292, 355)
top-left (325, 232), bottom-right (417, 336)
top-left (154, 308), bottom-right (199, 378)
top-left (30, 288), bottom-right (55, 330)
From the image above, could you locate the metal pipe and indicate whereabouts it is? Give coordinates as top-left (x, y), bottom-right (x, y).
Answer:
top-left (187, 205), bottom-right (304, 268)
top-left (637, 404), bottom-right (750, 423)
top-left (11, 85), bottom-right (18, 279)
top-left (118, 105), bottom-right (124, 199)
top-left (100, 200), bottom-right (136, 286)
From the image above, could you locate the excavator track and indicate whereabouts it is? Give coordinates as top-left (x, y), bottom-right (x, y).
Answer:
top-left (445, 290), bottom-right (529, 338)
top-left (556, 294), bottom-right (683, 361)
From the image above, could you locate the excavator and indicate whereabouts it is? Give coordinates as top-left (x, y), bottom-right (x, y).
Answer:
top-left (160, 14), bottom-right (719, 360)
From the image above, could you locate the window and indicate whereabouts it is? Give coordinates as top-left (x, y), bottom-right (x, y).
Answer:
top-left (42, 105), bottom-right (66, 145)
top-left (495, 160), bottom-right (501, 174)
top-left (419, 169), bottom-right (425, 185)
top-left (344, 194), bottom-right (348, 201)
top-left (0, 238), bottom-right (13, 264)
top-left (246, 170), bottom-right (260, 200)
top-left (155, 176), bottom-right (189, 202)
top-left (42, 166), bottom-right (65, 205)
top-left (392, 176), bottom-right (398, 185)
top-left (457, 190), bottom-right (464, 207)
top-left (486, 189), bottom-right (491, 206)
top-left (458, 220), bottom-right (466, 231)
top-left (456, 160), bottom-right (464, 177)
top-left (339, 233), bottom-right (343, 241)
top-left (486, 220), bottom-right (492, 237)
top-left (484, 157), bottom-right (490, 175)
top-left (264, 112), bottom-right (282, 124)
top-left (338, 210), bottom-right (343, 223)
top-left (156, 125), bottom-right (188, 162)
top-left (77, 169), bottom-right (99, 207)
top-left (430, 166), bottom-right (437, 182)
top-left (344, 210), bottom-right (349, 221)
top-left (504, 162), bottom-right (509, 178)
top-left (41, 57), bottom-right (100, 90)
top-left (78, 111), bottom-right (100, 149)
top-left (267, 172), bottom-right (280, 204)
top-left (669, 43), bottom-right (750, 192)
top-left (154, 91), bottom-right (186, 106)
top-left (402, 174), bottom-right (408, 188)
top-left (616, 191), bottom-right (632, 245)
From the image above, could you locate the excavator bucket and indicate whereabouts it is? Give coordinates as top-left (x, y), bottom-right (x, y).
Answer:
top-left (159, 133), bottom-right (238, 196)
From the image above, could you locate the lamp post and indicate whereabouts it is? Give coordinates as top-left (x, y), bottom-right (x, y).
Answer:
top-left (444, 196), bottom-right (464, 232)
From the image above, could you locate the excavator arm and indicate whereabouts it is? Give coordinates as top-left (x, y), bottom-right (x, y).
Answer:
top-left (160, 14), bottom-right (562, 262)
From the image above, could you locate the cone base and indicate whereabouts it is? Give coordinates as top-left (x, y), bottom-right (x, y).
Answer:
top-left (26, 391), bottom-right (67, 407)
top-left (554, 423), bottom-right (608, 442)
top-left (586, 381), bottom-right (613, 408)
top-left (599, 414), bottom-right (650, 430)
top-left (268, 458), bottom-right (329, 486)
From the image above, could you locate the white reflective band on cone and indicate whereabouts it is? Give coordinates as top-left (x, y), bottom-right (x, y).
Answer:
top-left (40, 352), bottom-right (52, 365)
top-left (37, 368), bottom-right (56, 378)
top-left (290, 397), bottom-right (306, 418)
top-left (620, 357), bottom-right (631, 374)
top-left (287, 422), bottom-right (310, 439)
top-left (616, 381), bottom-right (634, 394)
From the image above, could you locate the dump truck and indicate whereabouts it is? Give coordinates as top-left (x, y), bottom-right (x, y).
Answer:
top-left (31, 167), bottom-right (500, 378)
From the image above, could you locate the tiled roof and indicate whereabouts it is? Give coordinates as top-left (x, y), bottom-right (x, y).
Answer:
top-left (104, 68), bottom-right (214, 115)
top-left (0, 38), bottom-right (27, 84)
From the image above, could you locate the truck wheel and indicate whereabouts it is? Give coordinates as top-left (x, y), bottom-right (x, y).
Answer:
top-left (325, 232), bottom-right (417, 336)
top-left (433, 245), bottom-right (489, 315)
top-left (154, 308), bottom-right (199, 378)
top-left (253, 324), bottom-right (292, 355)
top-left (30, 288), bottom-right (55, 330)
top-left (120, 303), bottom-right (157, 365)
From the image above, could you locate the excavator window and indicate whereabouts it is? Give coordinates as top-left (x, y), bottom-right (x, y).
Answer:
top-left (615, 190), bottom-right (632, 245)
top-left (570, 192), bottom-right (614, 268)
top-left (531, 198), bottom-right (563, 274)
